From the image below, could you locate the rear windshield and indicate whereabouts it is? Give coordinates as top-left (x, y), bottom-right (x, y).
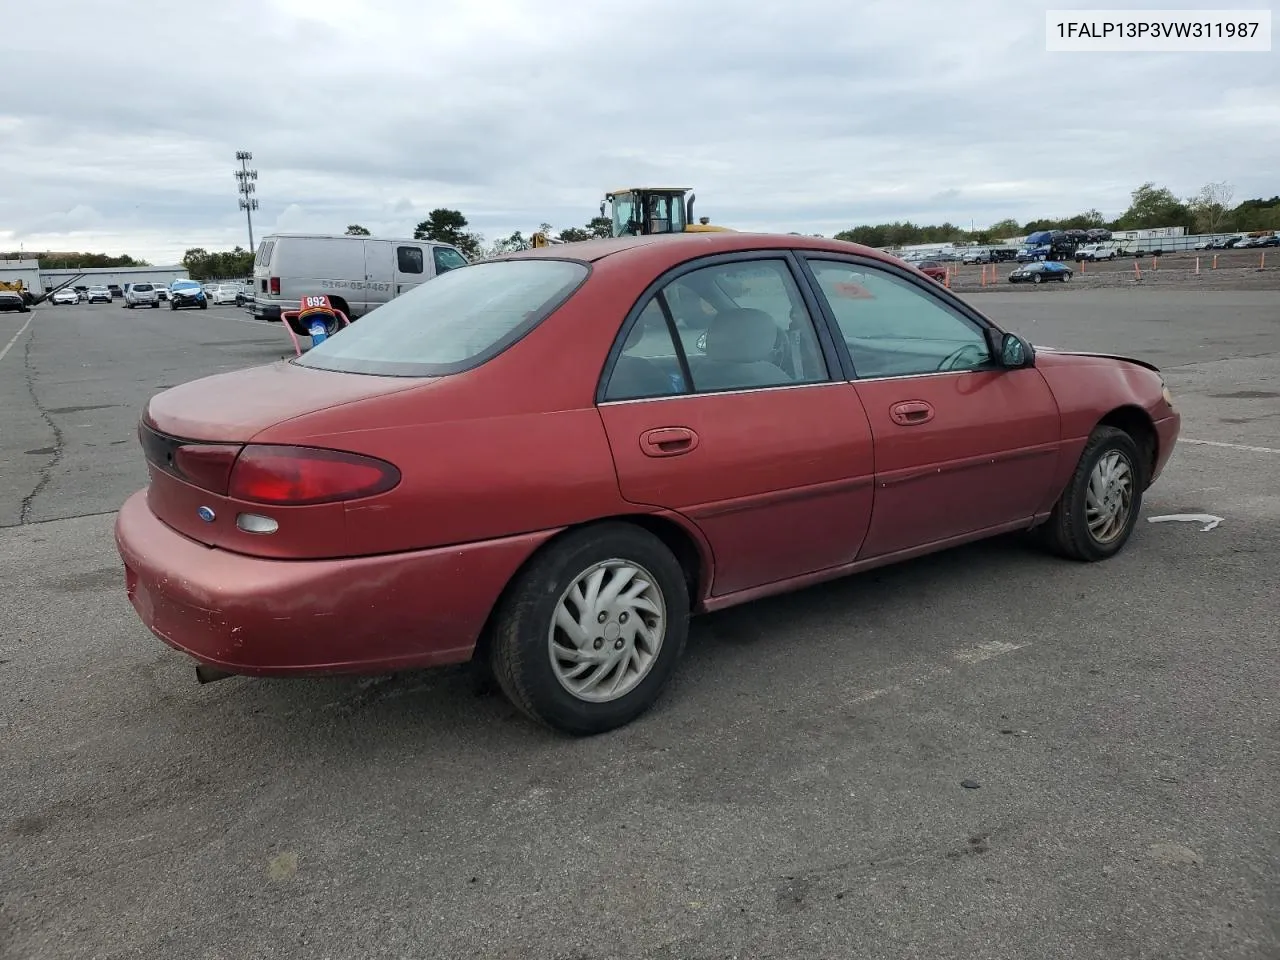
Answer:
top-left (296, 259), bottom-right (589, 377)
top-left (133, 284), bottom-right (153, 291)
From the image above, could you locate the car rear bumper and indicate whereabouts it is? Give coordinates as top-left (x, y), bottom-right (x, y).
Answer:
top-left (251, 300), bottom-right (284, 321)
top-left (113, 490), bottom-right (555, 676)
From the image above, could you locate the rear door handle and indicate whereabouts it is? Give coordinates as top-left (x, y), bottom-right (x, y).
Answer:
top-left (640, 427), bottom-right (699, 457)
top-left (890, 400), bottom-right (934, 426)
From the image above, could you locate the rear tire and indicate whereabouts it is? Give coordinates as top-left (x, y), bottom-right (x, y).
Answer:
top-left (489, 522), bottom-right (690, 736)
top-left (1038, 426), bottom-right (1143, 562)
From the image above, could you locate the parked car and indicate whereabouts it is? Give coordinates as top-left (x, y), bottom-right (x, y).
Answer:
top-left (0, 289), bottom-right (29, 313)
top-left (1256, 235), bottom-right (1280, 248)
top-left (208, 284), bottom-right (241, 305)
top-left (108, 284), bottom-right (123, 299)
top-left (52, 287), bottom-right (81, 305)
top-left (1074, 243), bottom-right (1119, 261)
top-left (249, 233), bottom-right (469, 323)
top-left (913, 260), bottom-right (948, 282)
top-left (169, 279), bottom-right (208, 311)
top-left (115, 232), bottom-right (1180, 735)
top-left (86, 286), bottom-right (112, 304)
top-left (156, 285), bottom-right (169, 301)
top-left (125, 282), bottom-right (161, 308)
top-left (1010, 261), bottom-right (1074, 284)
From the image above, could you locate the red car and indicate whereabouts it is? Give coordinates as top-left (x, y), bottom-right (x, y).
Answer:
top-left (115, 232), bottom-right (1180, 735)
top-left (914, 260), bottom-right (948, 283)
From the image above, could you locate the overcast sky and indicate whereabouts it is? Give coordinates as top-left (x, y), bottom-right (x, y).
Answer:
top-left (2, 0), bottom-right (1277, 263)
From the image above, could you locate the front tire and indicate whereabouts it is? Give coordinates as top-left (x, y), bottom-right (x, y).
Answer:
top-left (489, 522), bottom-right (690, 735)
top-left (199, 302), bottom-right (207, 310)
top-left (1038, 426), bottom-right (1144, 562)
top-left (1061, 272), bottom-right (1071, 282)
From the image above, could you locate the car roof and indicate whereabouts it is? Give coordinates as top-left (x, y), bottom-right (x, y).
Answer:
top-left (491, 231), bottom-right (899, 269)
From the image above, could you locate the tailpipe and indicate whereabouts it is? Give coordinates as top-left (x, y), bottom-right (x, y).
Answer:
top-left (195, 664), bottom-right (236, 684)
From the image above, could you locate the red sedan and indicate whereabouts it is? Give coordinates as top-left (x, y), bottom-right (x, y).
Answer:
top-left (914, 259), bottom-right (949, 283)
top-left (115, 232), bottom-right (1180, 735)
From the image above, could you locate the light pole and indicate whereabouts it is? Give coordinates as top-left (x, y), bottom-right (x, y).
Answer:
top-left (234, 150), bottom-right (259, 253)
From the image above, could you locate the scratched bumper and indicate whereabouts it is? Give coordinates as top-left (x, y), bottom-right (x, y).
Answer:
top-left (113, 490), bottom-right (547, 676)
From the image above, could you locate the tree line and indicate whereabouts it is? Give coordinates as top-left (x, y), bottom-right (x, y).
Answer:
top-left (0, 252), bottom-right (151, 268)
top-left (181, 247), bottom-right (254, 280)
top-left (834, 182), bottom-right (1279, 247)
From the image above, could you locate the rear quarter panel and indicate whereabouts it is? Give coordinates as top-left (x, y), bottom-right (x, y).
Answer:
top-left (250, 261), bottom-right (665, 555)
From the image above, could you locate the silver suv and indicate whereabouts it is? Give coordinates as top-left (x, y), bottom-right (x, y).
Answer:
top-left (125, 283), bottom-right (160, 309)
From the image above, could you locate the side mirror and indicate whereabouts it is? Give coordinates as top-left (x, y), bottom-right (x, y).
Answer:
top-left (985, 329), bottom-right (1035, 368)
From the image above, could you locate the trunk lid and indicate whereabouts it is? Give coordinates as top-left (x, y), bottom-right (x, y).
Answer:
top-left (145, 360), bottom-right (425, 441)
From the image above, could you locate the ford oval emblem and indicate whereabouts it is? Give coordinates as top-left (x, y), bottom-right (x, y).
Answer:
top-left (197, 506), bottom-right (216, 523)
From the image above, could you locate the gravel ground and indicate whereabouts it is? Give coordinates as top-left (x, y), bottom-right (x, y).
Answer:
top-left (1, 292), bottom-right (1277, 960)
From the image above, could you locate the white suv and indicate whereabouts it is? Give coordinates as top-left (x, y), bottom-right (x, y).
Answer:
top-left (125, 283), bottom-right (160, 308)
top-left (1075, 243), bottom-right (1119, 261)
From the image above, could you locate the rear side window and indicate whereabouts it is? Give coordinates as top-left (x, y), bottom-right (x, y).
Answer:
top-left (397, 246), bottom-right (424, 274)
top-left (297, 259), bottom-right (588, 377)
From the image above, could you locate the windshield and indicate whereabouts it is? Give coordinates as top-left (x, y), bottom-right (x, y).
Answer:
top-left (610, 193), bottom-right (637, 237)
top-left (296, 259), bottom-right (589, 377)
top-left (172, 281), bottom-right (199, 290)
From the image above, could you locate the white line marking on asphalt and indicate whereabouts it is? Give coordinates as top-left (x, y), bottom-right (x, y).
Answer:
top-left (1181, 438), bottom-right (1280, 454)
top-left (848, 641), bottom-right (1030, 704)
top-left (0, 311), bottom-right (35, 364)
top-left (1147, 514), bottom-right (1224, 532)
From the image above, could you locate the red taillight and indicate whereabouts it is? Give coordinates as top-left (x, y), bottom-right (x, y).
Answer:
top-left (228, 445), bottom-right (400, 506)
top-left (269, 276), bottom-right (280, 295)
top-left (172, 444), bottom-right (242, 494)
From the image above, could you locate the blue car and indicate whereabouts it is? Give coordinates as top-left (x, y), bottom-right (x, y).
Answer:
top-left (169, 280), bottom-right (208, 311)
top-left (1009, 261), bottom-right (1073, 284)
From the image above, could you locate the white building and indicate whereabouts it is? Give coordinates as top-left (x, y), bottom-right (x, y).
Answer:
top-left (38, 264), bottom-right (189, 292)
top-left (0, 258), bottom-right (43, 295)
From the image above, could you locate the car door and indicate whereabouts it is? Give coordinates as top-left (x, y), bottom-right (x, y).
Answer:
top-left (362, 239), bottom-right (394, 314)
top-left (801, 256), bottom-right (1061, 559)
top-left (596, 253), bottom-right (876, 598)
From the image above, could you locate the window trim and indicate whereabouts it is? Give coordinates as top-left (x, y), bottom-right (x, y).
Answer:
top-left (293, 257), bottom-right (592, 379)
top-left (795, 253), bottom-right (1002, 382)
top-left (396, 245), bottom-right (425, 275)
top-left (595, 250), bottom-right (845, 405)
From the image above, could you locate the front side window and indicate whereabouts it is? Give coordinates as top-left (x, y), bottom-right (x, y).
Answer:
top-left (807, 259), bottom-right (991, 379)
top-left (297, 259), bottom-right (587, 377)
top-left (602, 258), bottom-right (829, 400)
top-left (397, 246), bottom-right (424, 274)
top-left (432, 246), bottom-right (468, 274)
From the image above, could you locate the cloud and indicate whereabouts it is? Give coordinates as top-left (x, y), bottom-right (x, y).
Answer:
top-left (2, 0), bottom-right (1277, 261)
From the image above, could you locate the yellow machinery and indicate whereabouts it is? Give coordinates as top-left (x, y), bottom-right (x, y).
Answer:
top-left (602, 188), bottom-right (732, 237)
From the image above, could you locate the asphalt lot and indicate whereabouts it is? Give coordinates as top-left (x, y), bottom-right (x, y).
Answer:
top-left (2, 294), bottom-right (1278, 960)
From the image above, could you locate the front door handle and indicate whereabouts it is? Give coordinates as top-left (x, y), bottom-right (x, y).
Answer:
top-left (640, 427), bottom-right (699, 458)
top-left (890, 400), bottom-right (934, 426)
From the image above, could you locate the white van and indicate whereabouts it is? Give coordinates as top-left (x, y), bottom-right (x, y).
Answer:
top-left (249, 233), bottom-right (469, 324)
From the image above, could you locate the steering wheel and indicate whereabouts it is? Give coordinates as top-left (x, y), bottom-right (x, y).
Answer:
top-left (937, 342), bottom-right (988, 372)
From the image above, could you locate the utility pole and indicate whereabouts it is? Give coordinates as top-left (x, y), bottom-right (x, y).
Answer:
top-left (234, 151), bottom-right (259, 253)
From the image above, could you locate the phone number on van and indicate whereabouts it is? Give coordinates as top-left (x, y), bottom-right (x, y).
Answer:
top-left (319, 280), bottom-right (392, 292)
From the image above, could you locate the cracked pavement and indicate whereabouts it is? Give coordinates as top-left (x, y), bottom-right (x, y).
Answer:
top-left (1, 294), bottom-right (1278, 960)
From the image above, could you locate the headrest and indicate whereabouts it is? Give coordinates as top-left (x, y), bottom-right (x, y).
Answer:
top-left (703, 308), bottom-right (779, 363)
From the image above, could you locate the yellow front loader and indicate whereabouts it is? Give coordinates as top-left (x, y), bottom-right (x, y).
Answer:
top-left (602, 188), bottom-right (733, 237)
